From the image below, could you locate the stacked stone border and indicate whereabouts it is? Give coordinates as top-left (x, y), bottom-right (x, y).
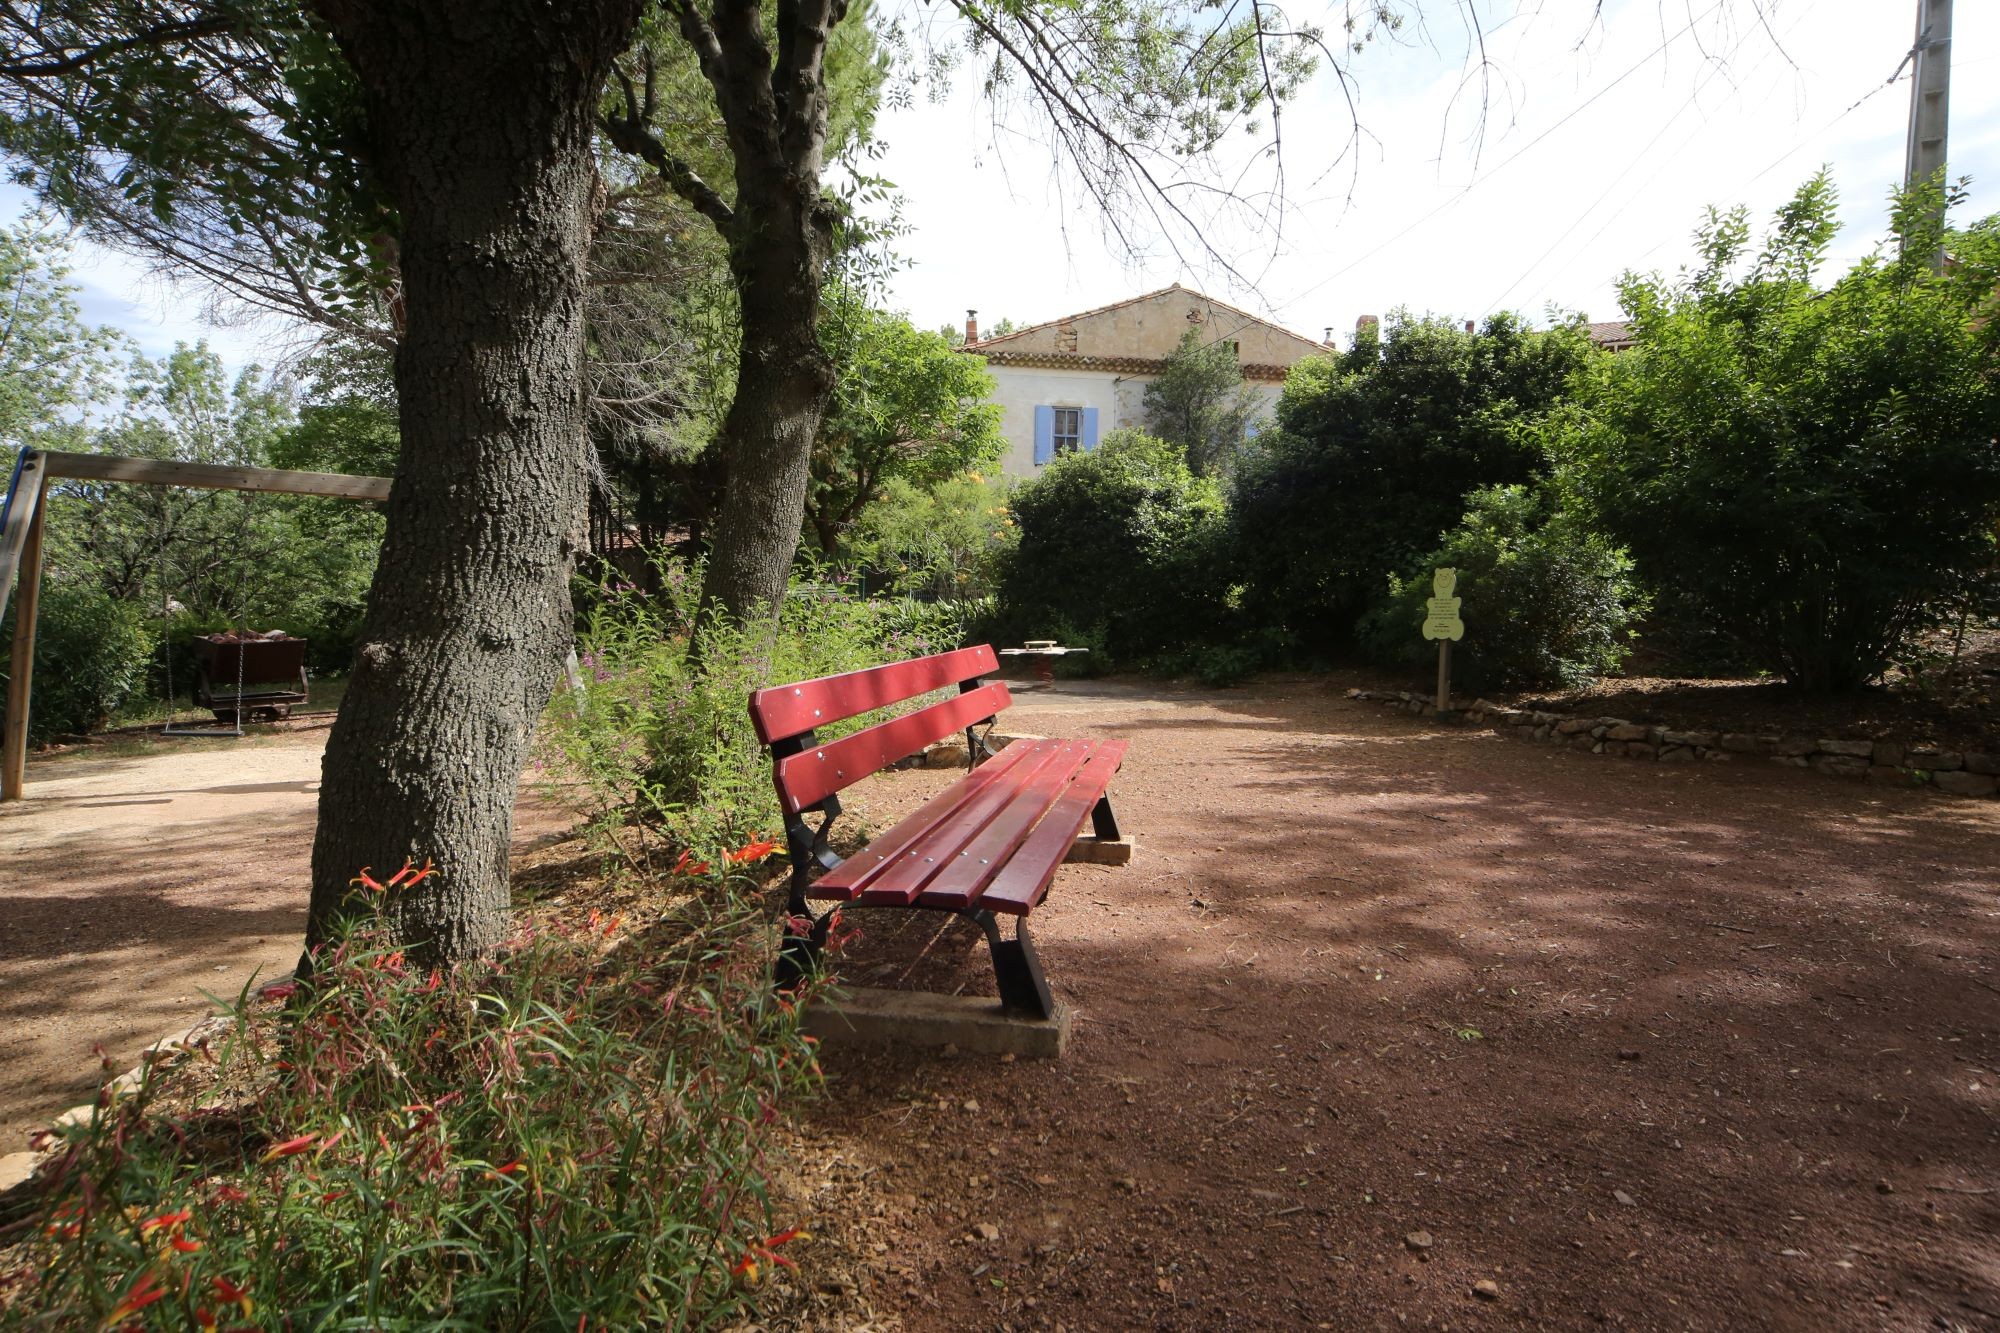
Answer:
top-left (1346, 689), bottom-right (2000, 800)
top-left (0, 1011), bottom-right (243, 1194)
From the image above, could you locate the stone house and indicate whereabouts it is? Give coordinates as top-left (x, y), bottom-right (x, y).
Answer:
top-left (958, 284), bottom-right (1332, 479)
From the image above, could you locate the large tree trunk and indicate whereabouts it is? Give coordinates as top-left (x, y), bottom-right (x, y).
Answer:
top-left (306, 0), bottom-right (641, 962)
top-left (702, 193), bottom-right (834, 620)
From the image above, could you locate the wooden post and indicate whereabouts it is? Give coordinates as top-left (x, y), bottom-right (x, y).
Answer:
top-left (3, 482), bottom-right (48, 801)
top-left (1435, 637), bottom-right (1451, 713)
top-left (0, 447), bottom-right (390, 800)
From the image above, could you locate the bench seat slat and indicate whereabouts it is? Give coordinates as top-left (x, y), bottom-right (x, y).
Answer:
top-left (749, 645), bottom-right (1000, 744)
top-left (915, 741), bottom-right (1104, 911)
top-left (976, 740), bottom-right (1128, 916)
top-left (772, 680), bottom-right (1011, 815)
top-left (853, 740), bottom-right (1085, 907)
top-left (809, 739), bottom-right (1046, 900)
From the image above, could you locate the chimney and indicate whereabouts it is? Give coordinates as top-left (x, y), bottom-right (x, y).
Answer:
top-left (1356, 314), bottom-right (1379, 336)
top-left (1465, 319), bottom-right (1475, 334)
top-left (966, 309), bottom-right (979, 343)
top-left (1323, 326), bottom-right (1334, 343)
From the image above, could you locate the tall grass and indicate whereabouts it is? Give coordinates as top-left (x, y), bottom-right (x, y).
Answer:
top-left (0, 873), bottom-right (826, 1328)
top-left (540, 560), bottom-right (980, 874)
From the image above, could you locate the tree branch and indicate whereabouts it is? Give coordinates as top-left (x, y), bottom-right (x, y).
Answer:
top-left (600, 57), bottom-right (738, 227)
top-left (0, 10), bottom-right (232, 79)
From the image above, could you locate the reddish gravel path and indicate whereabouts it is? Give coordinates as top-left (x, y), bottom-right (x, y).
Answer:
top-left (798, 677), bottom-right (2000, 1331)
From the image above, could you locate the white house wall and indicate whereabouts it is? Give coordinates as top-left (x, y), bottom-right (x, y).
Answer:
top-left (988, 366), bottom-right (1121, 478)
top-left (987, 364), bottom-right (1289, 479)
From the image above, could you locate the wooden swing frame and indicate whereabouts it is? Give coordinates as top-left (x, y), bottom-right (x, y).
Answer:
top-left (0, 448), bottom-right (392, 802)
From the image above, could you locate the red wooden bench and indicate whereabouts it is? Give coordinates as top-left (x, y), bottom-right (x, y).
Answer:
top-left (749, 644), bottom-right (1126, 1020)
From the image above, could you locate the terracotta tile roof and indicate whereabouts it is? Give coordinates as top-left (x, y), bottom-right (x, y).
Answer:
top-left (1587, 319), bottom-right (1636, 348)
top-left (963, 282), bottom-right (1332, 355)
top-left (972, 348), bottom-right (1294, 383)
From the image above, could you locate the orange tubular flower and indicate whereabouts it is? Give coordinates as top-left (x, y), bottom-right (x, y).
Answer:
top-left (727, 837), bottom-right (780, 865)
top-left (210, 1275), bottom-right (254, 1319)
top-left (104, 1272), bottom-right (167, 1321)
top-left (353, 867), bottom-right (385, 893)
top-left (138, 1209), bottom-right (191, 1240)
top-left (734, 1226), bottom-right (809, 1283)
top-left (259, 1133), bottom-right (317, 1163)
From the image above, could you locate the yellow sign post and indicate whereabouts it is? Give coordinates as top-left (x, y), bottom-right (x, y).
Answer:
top-left (1421, 568), bottom-right (1464, 710)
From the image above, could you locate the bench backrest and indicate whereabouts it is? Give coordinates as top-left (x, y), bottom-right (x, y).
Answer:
top-left (750, 644), bottom-right (1008, 816)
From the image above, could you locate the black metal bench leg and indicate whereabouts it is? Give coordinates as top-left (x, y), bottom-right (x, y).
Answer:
top-left (776, 911), bottom-right (832, 992)
top-left (1091, 794), bottom-right (1121, 842)
top-left (972, 909), bottom-right (1056, 1020)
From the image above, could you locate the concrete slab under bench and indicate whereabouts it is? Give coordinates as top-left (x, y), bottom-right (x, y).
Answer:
top-left (1064, 834), bottom-right (1134, 866)
top-left (805, 987), bottom-right (1072, 1059)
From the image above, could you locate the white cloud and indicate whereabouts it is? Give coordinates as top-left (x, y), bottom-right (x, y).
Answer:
top-left (1, 182), bottom-right (285, 376)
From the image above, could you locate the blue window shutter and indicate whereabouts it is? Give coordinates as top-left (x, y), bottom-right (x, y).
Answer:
top-left (1081, 407), bottom-right (1101, 450)
top-left (1033, 405), bottom-right (1055, 464)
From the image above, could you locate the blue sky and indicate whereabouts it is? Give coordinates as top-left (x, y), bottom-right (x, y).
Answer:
top-left (6, 0), bottom-right (1996, 366)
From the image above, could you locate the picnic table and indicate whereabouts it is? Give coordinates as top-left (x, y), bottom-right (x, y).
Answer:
top-left (998, 640), bottom-right (1088, 690)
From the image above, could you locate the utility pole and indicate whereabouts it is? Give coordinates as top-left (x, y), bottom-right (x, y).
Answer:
top-left (1904, 0), bottom-right (1952, 264)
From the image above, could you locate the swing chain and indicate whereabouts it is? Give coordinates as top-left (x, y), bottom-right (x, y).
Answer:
top-left (159, 486), bottom-right (252, 737)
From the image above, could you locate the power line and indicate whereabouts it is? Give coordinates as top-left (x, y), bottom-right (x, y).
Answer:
top-left (1476, 75), bottom-right (1717, 317)
top-left (1260, 0), bottom-right (1728, 326)
top-left (1478, 2), bottom-right (1812, 317)
top-left (1613, 52), bottom-right (1915, 278)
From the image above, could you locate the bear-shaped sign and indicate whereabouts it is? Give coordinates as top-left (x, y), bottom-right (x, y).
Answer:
top-left (1422, 567), bottom-right (1464, 642)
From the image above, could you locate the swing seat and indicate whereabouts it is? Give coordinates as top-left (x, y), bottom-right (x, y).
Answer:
top-left (193, 634), bottom-right (309, 722)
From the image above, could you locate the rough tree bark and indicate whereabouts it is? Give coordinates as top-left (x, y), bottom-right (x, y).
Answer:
top-left (304, 0), bottom-right (643, 962)
top-left (703, 200), bottom-right (834, 618)
top-left (603, 0), bottom-right (845, 623)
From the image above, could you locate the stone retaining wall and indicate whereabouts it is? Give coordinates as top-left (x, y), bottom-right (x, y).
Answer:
top-left (1348, 689), bottom-right (2000, 800)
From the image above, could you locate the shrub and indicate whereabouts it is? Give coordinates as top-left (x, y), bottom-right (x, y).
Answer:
top-left (870, 592), bottom-right (992, 655)
top-left (1145, 641), bottom-right (1265, 688)
top-left (845, 472), bottom-right (1016, 599)
top-left (1553, 176), bottom-right (2000, 690)
top-left (0, 879), bottom-right (825, 1327)
top-left (1357, 485), bottom-right (1643, 691)
top-left (0, 586), bottom-right (153, 741)
top-left (542, 562), bottom-right (947, 868)
top-left (992, 430), bottom-right (1229, 666)
top-left (1229, 312), bottom-right (1590, 652)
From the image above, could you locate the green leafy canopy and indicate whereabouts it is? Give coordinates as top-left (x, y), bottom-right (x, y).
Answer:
top-left (1552, 173), bottom-right (2000, 691)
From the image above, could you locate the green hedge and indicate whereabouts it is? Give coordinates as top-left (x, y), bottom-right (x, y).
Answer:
top-left (0, 586), bottom-right (154, 742)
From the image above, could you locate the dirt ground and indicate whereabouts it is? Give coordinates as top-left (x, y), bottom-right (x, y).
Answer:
top-left (3, 678), bottom-right (1997, 1329)
top-left (0, 723), bottom-right (570, 1147)
top-left (793, 677), bottom-right (2000, 1331)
